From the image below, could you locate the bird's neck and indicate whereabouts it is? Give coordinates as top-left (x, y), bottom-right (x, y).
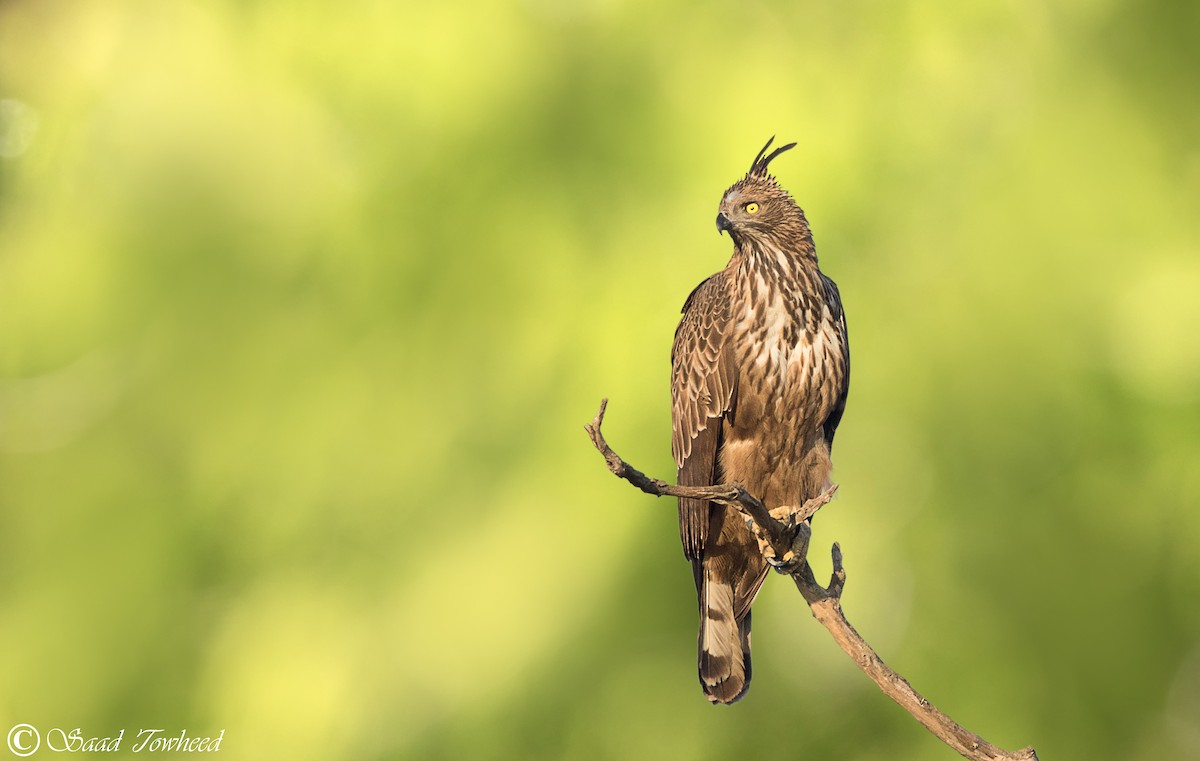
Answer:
top-left (731, 237), bottom-right (821, 295)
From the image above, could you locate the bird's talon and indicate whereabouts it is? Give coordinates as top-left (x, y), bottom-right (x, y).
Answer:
top-left (767, 550), bottom-right (800, 573)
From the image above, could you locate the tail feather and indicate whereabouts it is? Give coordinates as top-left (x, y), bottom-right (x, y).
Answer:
top-left (698, 570), bottom-right (753, 704)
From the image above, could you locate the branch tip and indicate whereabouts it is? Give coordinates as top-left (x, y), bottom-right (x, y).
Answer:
top-left (828, 542), bottom-right (847, 598)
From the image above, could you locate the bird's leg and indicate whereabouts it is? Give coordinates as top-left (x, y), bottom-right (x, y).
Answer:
top-left (745, 513), bottom-right (777, 564)
top-left (768, 507), bottom-right (812, 574)
top-left (743, 505), bottom-right (812, 573)
top-left (757, 484), bottom-right (839, 571)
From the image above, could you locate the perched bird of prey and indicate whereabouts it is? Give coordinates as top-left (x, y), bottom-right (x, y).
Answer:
top-left (671, 137), bottom-right (850, 703)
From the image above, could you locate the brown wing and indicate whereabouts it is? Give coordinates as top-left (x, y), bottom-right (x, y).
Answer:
top-left (819, 274), bottom-right (850, 450)
top-left (671, 272), bottom-right (737, 562)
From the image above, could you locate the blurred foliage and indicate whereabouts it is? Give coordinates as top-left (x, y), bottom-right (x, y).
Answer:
top-left (1, 0), bottom-right (1198, 759)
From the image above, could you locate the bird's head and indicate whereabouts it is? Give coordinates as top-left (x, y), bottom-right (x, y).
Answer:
top-left (716, 137), bottom-right (812, 251)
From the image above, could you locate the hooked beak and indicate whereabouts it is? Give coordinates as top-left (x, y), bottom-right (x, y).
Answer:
top-left (716, 212), bottom-right (733, 235)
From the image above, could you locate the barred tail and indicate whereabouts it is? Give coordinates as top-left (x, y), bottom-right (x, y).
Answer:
top-left (698, 569), bottom-right (753, 704)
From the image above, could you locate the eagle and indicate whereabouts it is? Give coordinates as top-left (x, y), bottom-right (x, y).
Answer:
top-left (671, 137), bottom-right (850, 704)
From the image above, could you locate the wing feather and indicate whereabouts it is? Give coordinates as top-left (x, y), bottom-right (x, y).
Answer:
top-left (671, 272), bottom-right (737, 561)
top-left (820, 274), bottom-right (850, 450)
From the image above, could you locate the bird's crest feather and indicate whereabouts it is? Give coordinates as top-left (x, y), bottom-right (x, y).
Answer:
top-left (747, 136), bottom-right (797, 179)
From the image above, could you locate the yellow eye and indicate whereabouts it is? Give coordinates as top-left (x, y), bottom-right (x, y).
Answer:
top-left (745, 202), bottom-right (760, 214)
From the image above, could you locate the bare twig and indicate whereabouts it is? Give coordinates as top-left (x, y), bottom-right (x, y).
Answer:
top-left (586, 399), bottom-right (1038, 761)
top-left (585, 398), bottom-right (792, 562)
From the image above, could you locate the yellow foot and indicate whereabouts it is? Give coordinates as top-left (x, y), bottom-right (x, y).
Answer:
top-left (743, 505), bottom-right (810, 571)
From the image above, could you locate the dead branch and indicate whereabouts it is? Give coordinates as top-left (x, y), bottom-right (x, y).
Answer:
top-left (585, 398), bottom-right (1038, 761)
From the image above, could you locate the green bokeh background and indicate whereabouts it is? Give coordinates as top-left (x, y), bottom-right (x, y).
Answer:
top-left (2, 1), bottom-right (1198, 759)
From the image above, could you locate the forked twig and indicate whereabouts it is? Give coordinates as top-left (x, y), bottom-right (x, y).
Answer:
top-left (586, 399), bottom-right (1038, 761)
